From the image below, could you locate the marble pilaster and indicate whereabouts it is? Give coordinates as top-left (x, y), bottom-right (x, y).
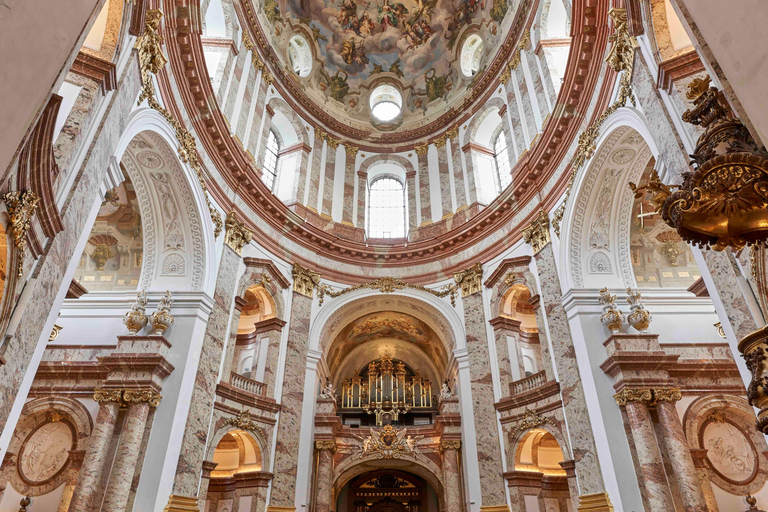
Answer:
top-left (406, 170), bottom-right (417, 236)
top-left (290, 144), bottom-right (311, 207)
top-left (235, 63), bottom-right (258, 140)
top-left (254, 319), bottom-right (286, 398)
top-left (441, 442), bottom-right (462, 512)
top-left (435, 141), bottom-right (452, 217)
top-left (314, 442), bottom-right (334, 512)
top-left (499, 111), bottom-right (517, 173)
top-left (268, 288), bottom-right (313, 508)
top-left (461, 284), bottom-right (507, 506)
top-left (321, 139), bottom-right (338, 218)
top-left (416, 147), bottom-right (432, 225)
top-left (198, 460), bottom-right (219, 511)
top-left (489, 317), bottom-right (520, 397)
top-left (523, 50), bottom-right (550, 127)
top-left (223, 46), bottom-right (248, 122)
top-left (461, 145), bottom-right (479, 205)
top-left (341, 145), bottom-right (357, 225)
top-left (529, 296), bottom-right (555, 381)
top-left (102, 400), bottom-right (151, 511)
top-left (356, 170), bottom-right (367, 227)
top-left (655, 401), bottom-right (707, 511)
top-left (559, 460), bottom-right (580, 512)
top-left (306, 131), bottom-right (325, 212)
top-left (623, 400), bottom-right (675, 511)
top-left (503, 84), bottom-right (526, 157)
top-left (514, 66), bottom-right (538, 144)
top-left (68, 400), bottom-right (121, 511)
top-left (702, 249), bottom-right (761, 340)
top-left (689, 449), bottom-right (719, 511)
top-left (222, 296), bottom-right (247, 383)
top-left (256, 105), bottom-right (275, 170)
top-left (57, 450), bottom-right (84, 512)
top-left (246, 77), bottom-right (269, 158)
top-left (169, 244), bottom-right (242, 499)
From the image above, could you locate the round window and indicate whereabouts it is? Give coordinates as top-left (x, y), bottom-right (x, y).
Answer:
top-left (460, 34), bottom-right (484, 77)
top-left (369, 84), bottom-right (402, 122)
top-left (288, 35), bottom-right (313, 77)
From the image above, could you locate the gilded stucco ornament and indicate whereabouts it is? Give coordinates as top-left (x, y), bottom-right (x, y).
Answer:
top-left (454, 262), bottom-right (483, 297)
top-left (317, 276), bottom-right (457, 306)
top-left (149, 290), bottom-right (174, 335)
top-left (292, 263), bottom-right (321, 297)
top-left (48, 324), bottom-right (63, 342)
top-left (598, 288), bottom-right (623, 333)
top-left (629, 76), bottom-right (768, 251)
top-left (135, 10), bottom-right (223, 239)
top-left (738, 326), bottom-right (768, 433)
top-left (552, 8), bottom-right (638, 237)
top-left (223, 410), bottom-right (267, 440)
top-left (357, 425), bottom-right (418, 459)
top-left (522, 210), bottom-right (550, 255)
top-left (438, 440), bottom-right (461, 453)
top-left (511, 409), bottom-right (553, 438)
top-left (2, 190), bottom-right (39, 278)
top-left (123, 389), bottom-right (162, 408)
top-left (93, 389), bottom-right (125, 405)
top-left (626, 288), bottom-right (651, 333)
top-left (123, 290), bottom-right (149, 334)
top-left (224, 211), bottom-right (253, 255)
top-left (315, 440), bottom-right (337, 452)
top-left (614, 387), bottom-right (681, 406)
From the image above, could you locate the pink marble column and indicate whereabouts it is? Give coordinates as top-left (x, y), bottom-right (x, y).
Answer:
top-left (689, 449), bottom-right (719, 511)
top-left (435, 140), bottom-right (452, 217)
top-left (623, 400), bottom-right (675, 511)
top-left (656, 400), bottom-right (708, 511)
top-left (57, 450), bottom-right (84, 512)
top-left (256, 104), bottom-right (275, 169)
top-left (101, 400), bottom-right (151, 511)
top-left (269, 287), bottom-right (314, 507)
top-left (314, 442), bottom-right (335, 512)
top-left (461, 283), bottom-right (507, 505)
top-left (68, 399), bottom-right (121, 511)
top-left (306, 129), bottom-right (326, 212)
top-left (441, 442), bottom-right (462, 512)
top-left (405, 170), bottom-right (417, 237)
top-left (416, 145), bottom-right (431, 225)
top-left (321, 138), bottom-right (339, 218)
top-left (170, 244), bottom-right (243, 499)
top-left (356, 170), bottom-right (367, 228)
top-left (341, 145), bottom-right (357, 225)
top-left (447, 128), bottom-right (467, 209)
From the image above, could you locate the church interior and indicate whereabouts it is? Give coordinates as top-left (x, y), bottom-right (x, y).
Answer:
top-left (1, 0), bottom-right (768, 510)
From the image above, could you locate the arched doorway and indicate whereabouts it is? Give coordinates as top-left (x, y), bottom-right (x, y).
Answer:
top-left (337, 470), bottom-right (438, 512)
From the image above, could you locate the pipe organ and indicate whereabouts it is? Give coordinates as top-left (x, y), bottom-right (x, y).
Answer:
top-left (340, 354), bottom-right (435, 426)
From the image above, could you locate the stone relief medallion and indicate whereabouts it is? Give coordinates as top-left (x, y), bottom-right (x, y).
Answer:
top-left (18, 421), bottom-right (73, 485)
top-left (703, 419), bottom-right (758, 484)
top-left (610, 148), bottom-right (636, 165)
top-left (136, 151), bottom-right (164, 169)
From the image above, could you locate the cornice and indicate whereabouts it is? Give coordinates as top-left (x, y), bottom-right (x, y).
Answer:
top-left (156, 0), bottom-right (613, 283)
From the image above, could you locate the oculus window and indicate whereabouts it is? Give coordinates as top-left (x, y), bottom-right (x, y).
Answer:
top-left (460, 34), bottom-right (484, 77)
top-left (368, 177), bottom-right (406, 238)
top-left (370, 85), bottom-right (402, 122)
top-left (262, 129), bottom-right (280, 190)
top-left (288, 35), bottom-right (313, 77)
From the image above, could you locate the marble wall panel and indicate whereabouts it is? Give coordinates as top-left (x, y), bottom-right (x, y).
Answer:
top-left (321, 146), bottom-right (337, 217)
top-left (246, 78), bottom-right (268, 158)
top-left (417, 152), bottom-right (432, 224)
top-left (223, 48), bottom-right (247, 122)
top-left (341, 149), bottom-right (356, 224)
top-left (449, 136), bottom-right (467, 208)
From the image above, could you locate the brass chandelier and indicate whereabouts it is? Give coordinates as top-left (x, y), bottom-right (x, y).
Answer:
top-left (630, 77), bottom-right (768, 251)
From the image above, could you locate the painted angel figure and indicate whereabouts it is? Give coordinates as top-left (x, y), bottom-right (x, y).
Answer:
top-left (337, 0), bottom-right (359, 30)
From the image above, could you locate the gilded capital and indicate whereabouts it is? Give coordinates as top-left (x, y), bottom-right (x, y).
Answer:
top-left (292, 263), bottom-right (321, 297)
top-left (224, 211), bottom-right (253, 255)
top-left (414, 143), bottom-right (429, 156)
top-left (653, 387), bottom-right (682, 403)
top-left (93, 389), bottom-right (124, 406)
top-left (438, 440), bottom-right (462, 453)
top-left (315, 127), bottom-right (327, 141)
top-left (123, 389), bottom-right (162, 408)
top-left (315, 440), bottom-right (337, 452)
top-left (446, 125), bottom-right (459, 140)
top-left (614, 388), bottom-right (652, 406)
top-left (605, 8), bottom-right (638, 75)
top-left (454, 262), bottom-right (483, 297)
top-left (345, 144), bottom-right (358, 157)
top-left (522, 210), bottom-right (551, 255)
top-left (433, 134), bottom-right (447, 148)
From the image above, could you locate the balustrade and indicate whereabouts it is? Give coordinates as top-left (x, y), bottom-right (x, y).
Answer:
top-left (510, 370), bottom-right (546, 395)
top-left (230, 372), bottom-right (266, 396)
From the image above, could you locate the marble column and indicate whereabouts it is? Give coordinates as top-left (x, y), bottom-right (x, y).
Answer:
top-left (558, 460), bottom-right (580, 512)
top-left (235, 61), bottom-right (257, 139)
top-left (314, 441), bottom-right (335, 512)
top-left (655, 400), bottom-right (708, 511)
top-left (68, 398), bottom-right (121, 511)
top-left (689, 449), bottom-right (719, 511)
top-left (321, 138), bottom-right (339, 218)
top-left (529, 295), bottom-right (555, 381)
top-left (168, 217), bottom-right (250, 505)
top-left (341, 145), bottom-right (357, 225)
top-left (498, 107), bottom-right (517, 172)
top-left (57, 450), bottom-right (84, 512)
top-left (522, 50), bottom-right (549, 128)
top-left (513, 65), bottom-right (538, 143)
top-left (198, 460), bottom-right (219, 510)
top-left (406, 170), bottom-right (417, 237)
top-left (101, 399), bottom-right (152, 511)
top-left (256, 105), bottom-right (276, 170)
top-left (222, 296), bottom-right (247, 382)
top-left (622, 399), bottom-right (675, 511)
top-left (522, 211), bottom-right (610, 508)
top-left (356, 170), bottom-right (367, 228)
top-left (290, 144), bottom-right (312, 207)
top-left (246, 75), bottom-right (270, 158)
top-left (223, 44), bottom-right (248, 121)
top-left (503, 81), bottom-right (526, 158)
top-left (268, 264), bottom-right (318, 510)
top-left (440, 441), bottom-right (462, 512)
top-left (306, 129), bottom-right (326, 213)
top-left (435, 138), bottom-right (452, 217)
top-left (454, 264), bottom-right (507, 507)
top-left (702, 249), bottom-right (761, 340)
top-left (447, 127), bottom-right (467, 209)
top-left (416, 144), bottom-right (431, 225)
top-left (461, 145), bottom-right (479, 205)
top-left (255, 319), bottom-right (286, 398)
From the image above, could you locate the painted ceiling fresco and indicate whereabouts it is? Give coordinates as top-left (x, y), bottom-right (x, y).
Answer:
top-left (257, 0), bottom-right (517, 127)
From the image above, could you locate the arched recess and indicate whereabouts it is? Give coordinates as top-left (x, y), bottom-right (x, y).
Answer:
top-left (338, 469), bottom-right (440, 512)
top-left (532, 0), bottom-right (571, 94)
top-left (107, 108), bottom-right (218, 293)
top-left (266, 97), bottom-right (310, 201)
top-left (464, 97), bottom-right (506, 148)
top-left (507, 420), bottom-right (572, 470)
top-left (205, 424), bottom-right (271, 476)
top-left (463, 97), bottom-right (510, 204)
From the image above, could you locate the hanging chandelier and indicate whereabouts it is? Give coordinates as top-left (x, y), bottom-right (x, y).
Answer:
top-left (629, 77), bottom-right (768, 251)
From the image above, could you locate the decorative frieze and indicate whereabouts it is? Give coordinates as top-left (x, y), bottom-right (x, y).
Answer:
top-left (453, 262), bottom-right (483, 297)
top-left (292, 263), bottom-right (321, 297)
top-left (317, 276), bottom-right (458, 306)
top-left (224, 211), bottom-right (253, 254)
top-left (522, 210), bottom-right (550, 255)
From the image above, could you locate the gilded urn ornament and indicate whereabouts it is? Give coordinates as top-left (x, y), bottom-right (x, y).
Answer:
top-left (123, 290), bottom-right (149, 334)
top-left (626, 288), bottom-right (651, 333)
top-left (598, 288), bottom-right (623, 333)
top-left (629, 77), bottom-right (768, 251)
top-left (149, 290), bottom-right (174, 335)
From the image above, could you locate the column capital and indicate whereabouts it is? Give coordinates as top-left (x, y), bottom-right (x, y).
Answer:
top-left (522, 210), bottom-right (550, 254)
top-left (292, 263), bottom-right (321, 297)
top-left (446, 125), bottom-right (459, 140)
top-left (326, 136), bottom-right (340, 149)
top-left (344, 144), bottom-right (358, 157)
top-left (224, 211), bottom-right (253, 255)
top-left (315, 439), bottom-right (337, 452)
top-left (123, 389), bottom-right (162, 407)
top-left (438, 440), bottom-right (461, 453)
top-left (433, 134), bottom-right (448, 148)
top-left (414, 143), bottom-right (429, 155)
top-left (201, 460), bottom-right (219, 479)
top-left (689, 448), bottom-right (709, 468)
top-left (614, 387), bottom-right (681, 406)
top-left (454, 262), bottom-right (483, 297)
top-left (314, 126), bottom-right (327, 141)
top-left (357, 170), bottom-right (368, 178)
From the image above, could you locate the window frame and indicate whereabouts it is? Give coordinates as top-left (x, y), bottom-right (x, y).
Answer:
top-left (262, 128), bottom-right (280, 191)
top-left (366, 175), bottom-right (407, 239)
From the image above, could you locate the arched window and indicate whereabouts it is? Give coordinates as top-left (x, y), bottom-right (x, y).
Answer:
top-left (368, 177), bottom-right (406, 238)
top-left (262, 129), bottom-right (280, 190)
top-left (494, 131), bottom-right (512, 190)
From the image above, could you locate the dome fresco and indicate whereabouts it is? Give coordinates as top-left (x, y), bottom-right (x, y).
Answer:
top-left (253, 0), bottom-right (518, 130)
